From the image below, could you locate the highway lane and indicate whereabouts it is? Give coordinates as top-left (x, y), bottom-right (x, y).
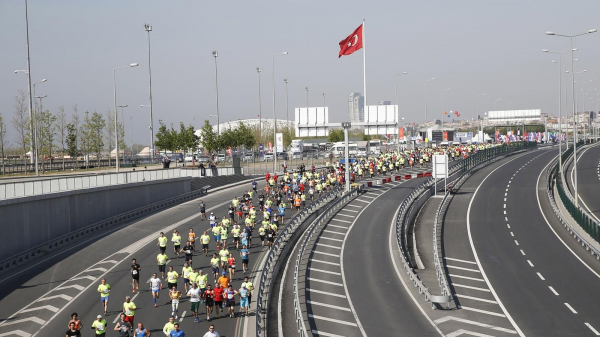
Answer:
top-left (0, 177), bottom-right (272, 337)
top-left (469, 148), bottom-right (600, 336)
top-left (565, 143), bottom-right (600, 221)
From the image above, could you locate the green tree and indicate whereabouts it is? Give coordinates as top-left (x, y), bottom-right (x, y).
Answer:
top-left (0, 113), bottom-right (8, 175)
top-left (328, 129), bottom-right (344, 143)
top-left (154, 120), bottom-right (174, 153)
top-left (85, 111), bottom-right (105, 167)
top-left (105, 111), bottom-right (114, 166)
top-left (236, 122), bottom-right (256, 149)
top-left (199, 120), bottom-right (218, 153)
top-left (56, 106), bottom-right (68, 170)
top-left (38, 109), bottom-right (57, 172)
top-left (66, 123), bottom-right (78, 160)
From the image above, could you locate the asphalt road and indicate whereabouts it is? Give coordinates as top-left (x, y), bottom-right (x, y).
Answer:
top-left (0, 178), bottom-right (274, 337)
top-left (565, 143), bottom-right (600, 221)
top-left (469, 147), bottom-right (600, 336)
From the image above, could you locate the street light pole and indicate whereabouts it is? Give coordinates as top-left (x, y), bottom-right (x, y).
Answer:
top-left (257, 68), bottom-right (262, 142)
top-left (547, 28), bottom-right (597, 207)
top-left (144, 23), bottom-right (155, 161)
top-left (395, 72), bottom-right (408, 131)
top-left (34, 94), bottom-right (46, 172)
top-left (284, 79), bottom-right (289, 126)
top-left (24, 0), bottom-right (35, 170)
top-left (213, 51), bottom-right (220, 137)
top-left (113, 63), bottom-right (138, 173)
top-left (424, 78), bottom-right (435, 124)
top-left (272, 52), bottom-right (288, 173)
top-left (32, 78), bottom-right (47, 176)
top-left (441, 88), bottom-right (451, 132)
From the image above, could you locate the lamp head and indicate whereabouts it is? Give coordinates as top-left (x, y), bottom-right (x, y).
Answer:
top-left (282, 52), bottom-right (288, 55)
top-left (144, 24), bottom-right (152, 32)
top-left (212, 51), bottom-right (218, 57)
top-left (542, 49), bottom-right (549, 52)
top-left (256, 67), bottom-right (261, 73)
top-left (546, 31), bottom-right (555, 35)
top-left (284, 78), bottom-right (288, 83)
top-left (589, 29), bottom-right (597, 33)
top-left (41, 79), bottom-right (47, 82)
top-left (130, 63), bottom-right (139, 67)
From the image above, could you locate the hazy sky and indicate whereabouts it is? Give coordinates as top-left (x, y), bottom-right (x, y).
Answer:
top-left (2, 0), bottom-right (600, 146)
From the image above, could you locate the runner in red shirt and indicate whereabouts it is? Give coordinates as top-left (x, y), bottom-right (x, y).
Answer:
top-left (213, 283), bottom-right (225, 318)
top-left (265, 173), bottom-right (271, 183)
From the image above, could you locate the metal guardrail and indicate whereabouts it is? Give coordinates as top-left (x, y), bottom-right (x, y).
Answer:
top-left (0, 167), bottom-right (241, 200)
top-left (293, 187), bottom-right (359, 336)
top-left (546, 156), bottom-right (600, 259)
top-left (255, 185), bottom-right (342, 337)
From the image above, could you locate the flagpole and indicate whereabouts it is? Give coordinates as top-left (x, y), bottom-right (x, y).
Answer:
top-left (362, 19), bottom-right (367, 129)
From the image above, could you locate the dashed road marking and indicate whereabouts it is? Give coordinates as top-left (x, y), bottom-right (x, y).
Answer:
top-left (307, 300), bottom-right (351, 311)
top-left (461, 306), bottom-right (506, 318)
top-left (309, 314), bottom-right (357, 327)
top-left (527, 260), bottom-right (534, 267)
top-left (537, 273), bottom-right (545, 280)
top-left (307, 288), bottom-right (346, 298)
top-left (448, 274), bottom-right (485, 282)
top-left (549, 287), bottom-right (559, 296)
top-left (565, 303), bottom-right (577, 314)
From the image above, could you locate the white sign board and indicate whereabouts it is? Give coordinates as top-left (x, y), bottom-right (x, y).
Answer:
top-left (276, 133), bottom-right (283, 152)
top-left (432, 154), bottom-right (448, 179)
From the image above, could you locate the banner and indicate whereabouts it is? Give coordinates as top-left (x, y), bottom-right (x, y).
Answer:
top-left (398, 128), bottom-right (405, 138)
top-left (276, 133), bottom-right (283, 152)
top-left (443, 132), bottom-right (448, 141)
top-left (268, 142), bottom-right (273, 153)
top-left (259, 143), bottom-right (264, 156)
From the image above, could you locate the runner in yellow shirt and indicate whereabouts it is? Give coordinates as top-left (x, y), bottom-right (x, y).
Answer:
top-left (97, 278), bottom-right (110, 315)
top-left (157, 232), bottom-right (168, 254)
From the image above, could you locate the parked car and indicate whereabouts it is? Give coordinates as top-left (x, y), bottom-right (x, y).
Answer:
top-left (291, 151), bottom-right (303, 160)
top-left (184, 154), bottom-right (194, 162)
top-left (276, 151), bottom-right (288, 160)
top-left (263, 152), bottom-right (274, 161)
top-left (216, 154), bottom-right (226, 162)
top-left (197, 155), bottom-right (211, 162)
top-left (242, 153), bottom-right (254, 162)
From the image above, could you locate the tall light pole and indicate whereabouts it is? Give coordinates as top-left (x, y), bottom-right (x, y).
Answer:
top-left (284, 78), bottom-right (289, 126)
top-left (129, 116), bottom-right (133, 156)
top-left (441, 88), bottom-right (451, 132)
top-left (544, 50), bottom-right (568, 172)
top-left (113, 63), bottom-right (138, 173)
top-left (546, 28), bottom-right (597, 207)
top-left (322, 93), bottom-right (326, 107)
top-left (144, 23), bottom-right (155, 161)
top-left (23, 0), bottom-right (35, 170)
top-left (31, 78), bottom-right (47, 175)
top-left (395, 72), bottom-right (408, 130)
top-left (424, 78), bottom-right (436, 124)
top-left (272, 51), bottom-right (288, 173)
top-left (305, 86), bottom-right (309, 107)
top-left (257, 68), bottom-right (262, 141)
top-left (213, 51), bottom-right (220, 137)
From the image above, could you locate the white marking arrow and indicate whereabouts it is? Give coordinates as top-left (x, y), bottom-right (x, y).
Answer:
top-left (37, 294), bottom-right (73, 302)
top-left (56, 284), bottom-right (85, 291)
top-left (0, 330), bottom-right (31, 337)
top-left (97, 260), bottom-right (118, 265)
top-left (70, 275), bottom-right (97, 282)
top-left (21, 305), bottom-right (59, 313)
top-left (435, 316), bottom-right (517, 334)
top-left (2, 317), bottom-right (45, 326)
top-left (86, 267), bottom-right (107, 273)
top-left (447, 329), bottom-right (494, 337)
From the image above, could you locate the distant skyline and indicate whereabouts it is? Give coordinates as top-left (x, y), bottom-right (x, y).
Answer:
top-left (2, 0), bottom-right (600, 146)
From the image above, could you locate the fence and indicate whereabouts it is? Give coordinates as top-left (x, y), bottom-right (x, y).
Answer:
top-left (293, 187), bottom-right (360, 336)
top-left (0, 156), bottom-right (158, 175)
top-left (255, 185), bottom-right (342, 337)
top-left (460, 141), bottom-right (536, 173)
top-left (0, 167), bottom-right (241, 200)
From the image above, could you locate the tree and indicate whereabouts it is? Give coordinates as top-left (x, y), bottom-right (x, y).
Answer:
top-left (154, 120), bottom-right (174, 153)
top-left (328, 129), bottom-right (344, 143)
top-left (66, 123), bottom-right (78, 161)
top-left (37, 109), bottom-right (57, 173)
top-left (56, 106), bottom-right (68, 170)
top-left (105, 111), bottom-right (114, 166)
top-left (199, 120), bottom-right (218, 154)
top-left (72, 104), bottom-right (80, 167)
top-left (85, 111), bottom-right (105, 167)
top-left (236, 122), bottom-right (256, 149)
top-left (0, 113), bottom-right (8, 175)
top-left (11, 90), bottom-right (29, 155)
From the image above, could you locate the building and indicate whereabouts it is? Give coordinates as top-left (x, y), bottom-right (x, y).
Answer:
top-left (194, 118), bottom-right (291, 138)
top-left (378, 101), bottom-right (392, 105)
top-left (348, 93), bottom-right (364, 123)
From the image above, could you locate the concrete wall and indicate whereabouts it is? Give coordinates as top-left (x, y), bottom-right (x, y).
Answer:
top-left (0, 177), bottom-right (191, 260)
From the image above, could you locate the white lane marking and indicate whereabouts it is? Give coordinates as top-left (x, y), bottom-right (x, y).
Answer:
top-left (345, 204), bottom-right (362, 208)
top-left (70, 275), bottom-right (97, 282)
top-left (354, 199), bottom-right (370, 203)
top-left (454, 293), bottom-right (498, 304)
top-left (434, 316), bottom-right (517, 334)
top-left (359, 195), bottom-right (376, 199)
top-left (0, 330), bottom-right (31, 337)
top-left (179, 310), bottom-right (186, 322)
top-left (505, 217), bottom-right (508, 221)
top-left (444, 257), bottom-right (477, 265)
top-left (565, 303), bottom-right (578, 314)
top-left (467, 153), bottom-right (531, 337)
top-left (37, 294), bottom-right (73, 301)
top-left (537, 273), bottom-right (545, 280)
top-left (311, 329), bottom-right (346, 337)
top-left (307, 277), bottom-right (343, 286)
top-left (506, 189), bottom-right (508, 192)
top-left (510, 231), bottom-right (514, 236)
top-left (330, 218), bottom-right (352, 223)
top-left (312, 251), bottom-right (340, 258)
top-left (503, 204), bottom-right (506, 208)
top-left (505, 193), bottom-right (507, 197)
top-left (504, 211), bottom-right (506, 215)
top-left (308, 314), bottom-right (357, 327)
top-left (549, 286), bottom-right (559, 295)
top-left (536, 156), bottom-right (600, 281)
top-left (323, 230), bottom-right (345, 236)
top-left (20, 305), bottom-right (59, 314)
top-left (327, 224), bottom-right (348, 229)
top-left (97, 260), bottom-right (118, 265)
top-left (504, 198), bottom-right (506, 202)
top-left (514, 240), bottom-right (519, 246)
top-left (507, 224), bottom-right (511, 229)
top-left (307, 300), bottom-right (351, 311)
top-left (307, 288), bottom-right (346, 298)
top-left (335, 214), bottom-right (354, 218)
top-left (55, 284), bottom-right (85, 291)
top-left (2, 317), bottom-right (45, 326)
top-left (316, 243), bottom-right (341, 250)
top-left (527, 260), bottom-right (534, 267)
top-left (446, 265), bottom-right (481, 273)
top-left (319, 236), bottom-right (344, 242)
top-left (447, 329), bottom-right (495, 337)
top-left (451, 283), bottom-right (490, 292)
top-left (309, 268), bottom-right (341, 276)
top-left (310, 258), bottom-right (340, 266)
top-left (520, 250), bottom-right (525, 256)
top-left (461, 306), bottom-right (506, 317)
top-left (340, 209), bottom-right (359, 213)
top-left (86, 267), bottom-right (108, 273)
top-left (585, 323), bottom-right (600, 336)
top-left (448, 274), bottom-right (485, 282)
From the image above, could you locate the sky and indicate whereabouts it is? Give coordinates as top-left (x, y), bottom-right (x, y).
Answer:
top-left (2, 0), bottom-right (600, 147)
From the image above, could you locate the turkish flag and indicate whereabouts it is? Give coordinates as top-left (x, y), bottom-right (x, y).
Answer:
top-left (338, 24), bottom-right (363, 58)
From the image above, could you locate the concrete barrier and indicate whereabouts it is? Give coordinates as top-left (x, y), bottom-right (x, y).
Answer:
top-left (417, 173), bottom-right (424, 178)
top-left (405, 174), bottom-right (412, 180)
top-left (424, 172), bottom-right (432, 177)
top-left (395, 175), bottom-right (402, 181)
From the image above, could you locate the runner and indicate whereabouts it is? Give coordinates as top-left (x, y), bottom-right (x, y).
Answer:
top-left (134, 322), bottom-right (151, 337)
top-left (225, 285), bottom-right (237, 318)
top-left (162, 316), bottom-right (176, 336)
top-left (171, 230), bottom-right (182, 258)
top-left (240, 245), bottom-right (250, 274)
top-left (131, 259), bottom-right (141, 293)
top-left (227, 253), bottom-right (236, 280)
top-left (212, 222), bottom-right (222, 249)
top-left (220, 224), bottom-right (228, 250)
top-left (188, 228), bottom-right (197, 251)
top-left (231, 224), bottom-right (241, 250)
top-left (157, 251), bottom-right (169, 278)
top-left (122, 296), bottom-right (136, 331)
top-left (258, 225), bottom-right (266, 248)
top-left (200, 231), bottom-right (211, 256)
top-left (266, 225), bottom-right (276, 250)
top-left (217, 271), bottom-right (230, 290)
top-left (149, 273), bottom-right (162, 308)
top-left (243, 276), bottom-right (253, 305)
top-left (213, 283), bottom-right (224, 318)
top-left (196, 270), bottom-right (208, 302)
top-left (204, 284), bottom-right (215, 321)
top-left (186, 282), bottom-right (201, 323)
top-left (219, 246), bottom-right (229, 270)
top-left (203, 325), bottom-right (219, 337)
top-left (210, 253), bottom-right (220, 281)
top-left (182, 241), bottom-right (194, 267)
top-left (68, 312), bottom-right (83, 331)
top-left (114, 313), bottom-right (132, 337)
top-left (168, 323), bottom-right (184, 337)
top-left (181, 262), bottom-right (193, 292)
top-left (92, 315), bottom-right (108, 336)
top-left (169, 286), bottom-right (182, 319)
top-left (157, 232), bottom-right (168, 254)
top-left (166, 266), bottom-right (179, 295)
top-left (238, 283), bottom-right (249, 317)
top-left (208, 212), bottom-right (216, 228)
top-left (97, 278), bottom-right (110, 315)
top-left (66, 321), bottom-right (81, 337)
top-left (199, 200), bottom-right (207, 221)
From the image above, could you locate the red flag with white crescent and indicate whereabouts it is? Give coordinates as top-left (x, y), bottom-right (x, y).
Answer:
top-left (338, 24), bottom-right (363, 58)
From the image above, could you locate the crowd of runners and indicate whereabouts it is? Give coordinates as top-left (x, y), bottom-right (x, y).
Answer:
top-left (67, 143), bottom-right (490, 337)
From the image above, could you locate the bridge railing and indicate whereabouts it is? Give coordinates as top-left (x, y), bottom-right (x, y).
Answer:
top-left (0, 167), bottom-right (240, 200)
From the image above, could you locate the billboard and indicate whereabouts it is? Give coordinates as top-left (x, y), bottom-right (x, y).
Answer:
top-left (295, 107), bottom-right (329, 137)
top-left (364, 105), bottom-right (398, 135)
top-left (275, 133), bottom-right (283, 152)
